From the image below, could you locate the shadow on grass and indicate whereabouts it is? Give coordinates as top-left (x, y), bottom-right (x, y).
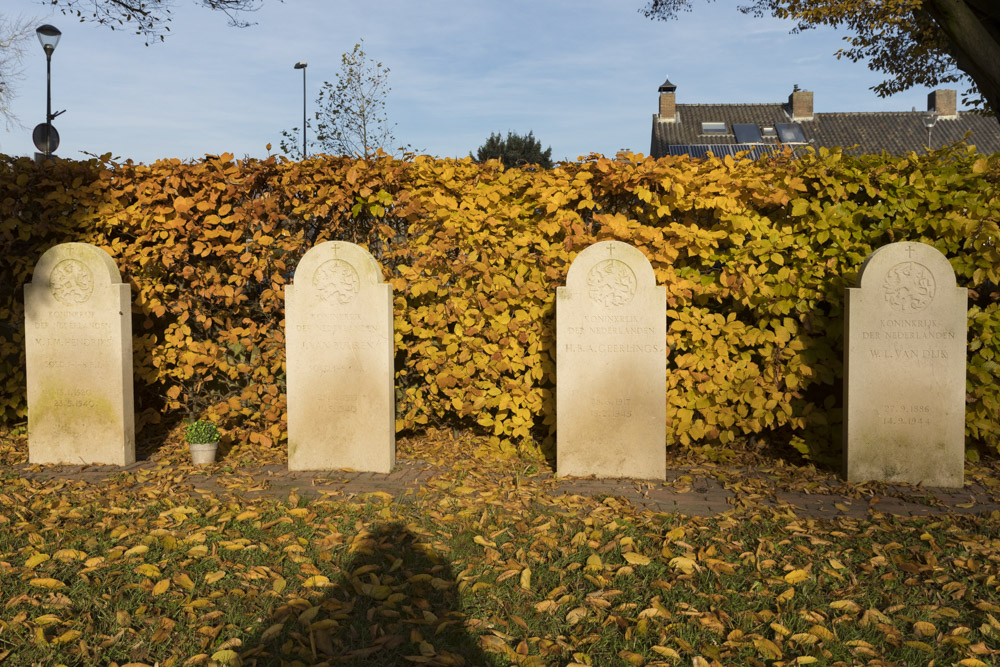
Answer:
top-left (240, 523), bottom-right (492, 666)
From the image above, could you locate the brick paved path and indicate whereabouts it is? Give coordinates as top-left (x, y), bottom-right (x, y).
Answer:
top-left (14, 459), bottom-right (1000, 518)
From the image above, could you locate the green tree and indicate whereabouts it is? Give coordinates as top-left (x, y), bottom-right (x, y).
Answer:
top-left (642, 0), bottom-right (1000, 121)
top-left (280, 41), bottom-right (398, 159)
top-left (472, 131), bottom-right (553, 168)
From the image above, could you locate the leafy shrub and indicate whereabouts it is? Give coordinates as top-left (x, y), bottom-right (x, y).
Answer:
top-left (1, 146), bottom-right (998, 462)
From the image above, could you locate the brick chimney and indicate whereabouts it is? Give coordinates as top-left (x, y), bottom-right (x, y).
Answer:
top-left (658, 77), bottom-right (677, 123)
top-left (927, 89), bottom-right (957, 119)
top-left (788, 87), bottom-right (813, 121)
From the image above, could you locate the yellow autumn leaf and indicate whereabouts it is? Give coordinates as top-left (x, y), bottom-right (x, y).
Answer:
top-left (623, 552), bottom-right (651, 566)
top-left (210, 649), bottom-right (241, 665)
top-left (54, 630), bottom-right (82, 644)
top-left (566, 607), bottom-right (588, 626)
top-left (34, 614), bottom-right (61, 626)
top-left (784, 568), bottom-right (809, 584)
top-left (260, 623), bottom-right (284, 642)
top-left (135, 564), bottom-right (161, 578)
top-left (302, 575), bottom-right (330, 588)
top-left (830, 599), bottom-right (861, 613)
top-left (651, 646), bottom-right (681, 659)
top-left (124, 545), bottom-right (149, 558)
top-left (584, 554), bottom-right (603, 572)
top-left (204, 570), bottom-right (226, 585)
top-left (153, 579), bottom-right (170, 595)
top-left (29, 578), bottom-right (66, 590)
top-left (174, 573), bottom-right (195, 592)
top-left (520, 567), bottom-right (532, 591)
top-left (913, 620), bottom-right (936, 637)
top-left (754, 637), bottom-right (783, 660)
top-left (52, 549), bottom-right (87, 562)
top-left (25, 553), bottom-right (50, 569)
top-left (272, 577), bottom-right (287, 594)
top-left (669, 556), bottom-right (696, 574)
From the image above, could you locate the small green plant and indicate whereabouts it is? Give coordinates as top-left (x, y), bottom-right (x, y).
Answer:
top-left (185, 420), bottom-right (220, 445)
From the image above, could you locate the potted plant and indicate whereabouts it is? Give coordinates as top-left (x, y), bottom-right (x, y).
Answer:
top-left (185, 420), bottom-right (221, 465)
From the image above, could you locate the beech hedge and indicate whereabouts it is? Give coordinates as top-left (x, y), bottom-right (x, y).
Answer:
top-left (1, 146), bottom-right (998, 463)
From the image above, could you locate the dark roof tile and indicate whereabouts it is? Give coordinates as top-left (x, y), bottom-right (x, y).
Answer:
top-left (650, 102), bottom-right (1000, 157)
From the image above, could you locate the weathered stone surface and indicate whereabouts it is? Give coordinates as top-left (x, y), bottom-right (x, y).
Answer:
top-left (844, 241), bottom-right (967, 487)
top-left (557, 240), bottom-right (666, 479)
top-left (286, 241), bottom-right (394, 472)
top-left (24, 243), bottom-right (135, 465)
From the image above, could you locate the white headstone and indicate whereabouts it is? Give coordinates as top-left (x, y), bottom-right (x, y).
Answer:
top-left (844, 241), bottom-right (967, 487)
top-left (557, 240), bottom-right (666, 479)
top-left (286, 241), bottom-right (394, 472)
top-left (24, 242), bottom-right (135, 465)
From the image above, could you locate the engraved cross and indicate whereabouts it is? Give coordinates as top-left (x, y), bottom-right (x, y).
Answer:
top-left (904, 244), bottom-right (916, 259)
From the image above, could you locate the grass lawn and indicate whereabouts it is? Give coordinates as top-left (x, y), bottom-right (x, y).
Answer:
top-left (0, 427), bottom-right (998, 667)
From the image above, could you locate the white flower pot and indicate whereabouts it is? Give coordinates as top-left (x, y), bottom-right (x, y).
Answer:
top-left (189, 441), bottom-right (219, 465)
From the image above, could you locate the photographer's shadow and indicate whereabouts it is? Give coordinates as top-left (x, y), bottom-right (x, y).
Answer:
top-left (241, 522), bottom-right (491, 666)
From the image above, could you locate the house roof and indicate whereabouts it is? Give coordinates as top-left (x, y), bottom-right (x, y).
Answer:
top-left (650, 101), bottom-right (1000, 158)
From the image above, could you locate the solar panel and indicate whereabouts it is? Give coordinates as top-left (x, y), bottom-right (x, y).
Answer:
top-left (776, 123), bottom-right (807, 143)
top-left (665, 144), bottom-right (782, 160)
top-left (733, 124), bottom-right (763, 143)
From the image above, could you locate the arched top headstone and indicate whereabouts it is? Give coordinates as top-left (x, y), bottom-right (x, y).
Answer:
top-left (293, 241), bottom-right (384, 306)
top-left (565, 240), bottom-right (656, 308)
top-left (285, 239), bottom-right (394, 473)
top-left (856, 241), bottom-right (957, 312)
top-left (844, 239), bottom-right (967, 487)
top-left (30, 243), bottom-right (123, 308)
top-left (24, 241), bottom-right (134, 466)
top-left (557, 239), bottom-right (666, 480)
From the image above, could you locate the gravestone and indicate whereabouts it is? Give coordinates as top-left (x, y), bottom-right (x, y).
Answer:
top-left (24, 242), bottom-right (135, 465)
top-left (844, 241), bottom-right (967, 487)
top-left (286, 241), bottom-right (394, 472)
top-left (557, 240), bottom-right (666, 479)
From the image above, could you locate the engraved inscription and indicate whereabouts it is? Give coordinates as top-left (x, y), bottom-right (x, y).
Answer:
top-left (326, 396), bottom-right (359, 414)
top-left (51, 389), bottom-right (97, 409)
top-left (50, 259), bottom-right (94, 305)
top-left (591, 397), bottom-right (633, 419)
top-left (877, 403), bottom-right (932, 426)
top-left (587, 260), bottom-right (636, 307)
top-left (883, 262), bottom-right (935, 313)
top-left (313, 259), bottom-right (360, 304)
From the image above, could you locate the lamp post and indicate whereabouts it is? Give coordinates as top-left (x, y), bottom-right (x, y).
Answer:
top-left (294, 61), bottom-right (307, 159)
top-left (922, 111), bottom-right (938, 149)
top-left (33, 24), bottom-right (65, 159)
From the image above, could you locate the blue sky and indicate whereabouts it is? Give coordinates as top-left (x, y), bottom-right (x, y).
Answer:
top-left (3, 0), bottom-right (950, 163)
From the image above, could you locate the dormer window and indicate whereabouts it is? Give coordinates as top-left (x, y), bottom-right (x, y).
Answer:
top-left (701, 122), bottom-right (728, 134)
top-left (761, 126), bottom-right (777, 138)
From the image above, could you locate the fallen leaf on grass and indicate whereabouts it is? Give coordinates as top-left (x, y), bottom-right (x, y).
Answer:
top-left (623, 552), bottom-right (651, 566)
top-left (784, 568), bottom-right (809, 584)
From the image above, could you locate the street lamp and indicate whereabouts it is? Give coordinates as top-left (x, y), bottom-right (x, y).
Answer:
top-left (922, 111), bottom-right (938, 149)
top-left (33, 24), bottom-right (65, 159)
top-left (294, 61), bottom-right (307, 159)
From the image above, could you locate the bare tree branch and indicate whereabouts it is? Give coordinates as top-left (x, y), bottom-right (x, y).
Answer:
top-left (0, 14), bottom-right (35, 130)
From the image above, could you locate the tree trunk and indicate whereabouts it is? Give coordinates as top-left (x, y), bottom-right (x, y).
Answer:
top-left (922, 0), bottom-right (1000, 126)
